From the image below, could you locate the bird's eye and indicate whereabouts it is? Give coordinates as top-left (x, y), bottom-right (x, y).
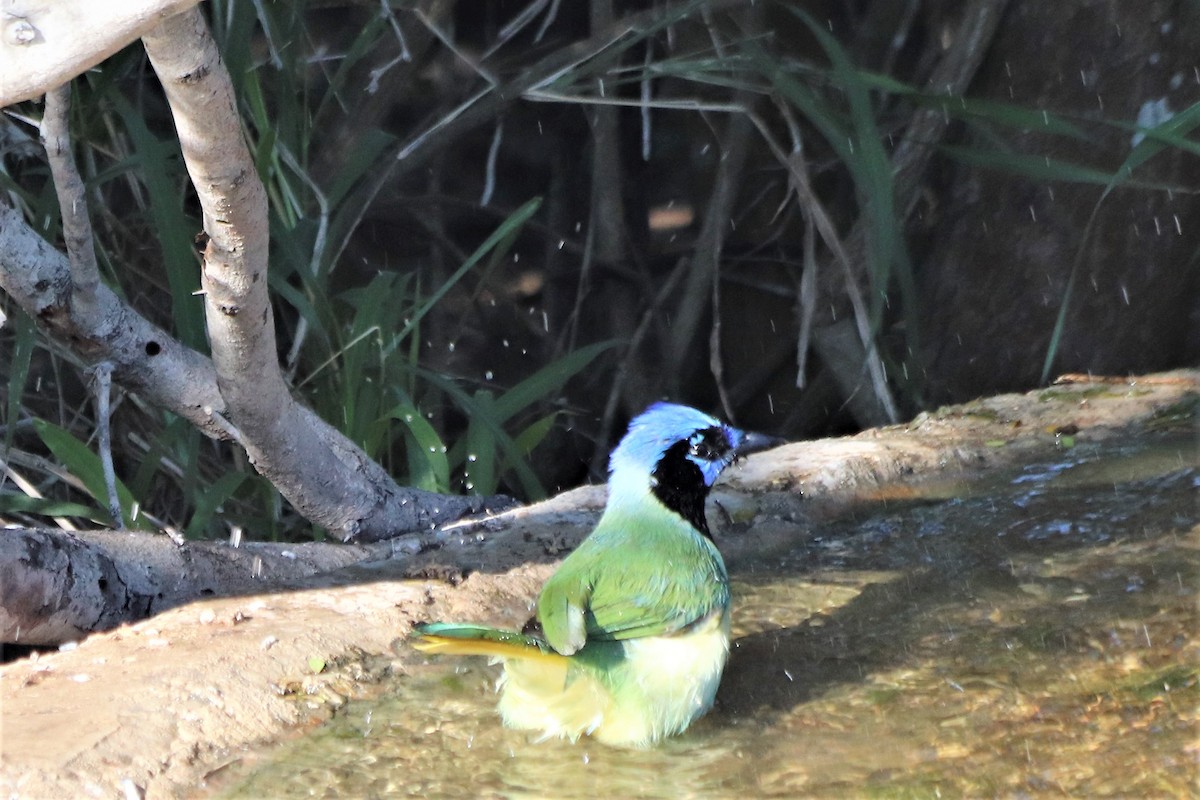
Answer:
top-left (688, 428), bottom-right (726, 462)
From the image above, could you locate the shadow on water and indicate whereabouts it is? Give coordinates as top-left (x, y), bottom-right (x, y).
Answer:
top-left (212, 434), bottom-right (1199, 798)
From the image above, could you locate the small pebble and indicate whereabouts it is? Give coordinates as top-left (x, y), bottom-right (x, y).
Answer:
top-left (120, 777), bottom-right (145, 800)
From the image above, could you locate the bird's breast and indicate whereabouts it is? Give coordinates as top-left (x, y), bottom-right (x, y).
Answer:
top-left (598, 606), bottom-right (731, 745)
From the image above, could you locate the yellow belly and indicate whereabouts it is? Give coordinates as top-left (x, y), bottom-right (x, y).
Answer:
top-left (495, 610), bottom-right (730, 747)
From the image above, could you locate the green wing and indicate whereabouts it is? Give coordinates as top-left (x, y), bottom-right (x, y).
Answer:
top-left (537, 518), bottom-right (729, 654)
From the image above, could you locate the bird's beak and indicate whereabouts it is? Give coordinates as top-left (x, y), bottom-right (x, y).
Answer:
top-left (735, 431), bottom-right (787, 457)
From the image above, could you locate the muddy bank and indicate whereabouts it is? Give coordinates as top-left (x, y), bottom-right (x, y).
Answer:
top-left (1, 371), bottom-right (1195, 798)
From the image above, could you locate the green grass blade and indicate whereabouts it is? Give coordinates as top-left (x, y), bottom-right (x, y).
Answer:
top-left (327, 128), bottom-right (398, 209)
top-left (1040, 100), bottom-right (1200, 384)
top-left (383, 400), bottom-right (450, 493)
top-left (0, 493), bottom-right (111, 523)
top-left (32, 418), bottom-right (153, 530)
top-left (109, 95), bottom-right (207, 350)
top-left (514, 411), bottom-right (559, 459)
top-left (492, 340), bottom-right (614, 421)
top-left (941, 145), bottom-right (1186, 190)
top-left (419, 370), bottom-right (546, 499)
top-left (185, 471), bottom-right (249, 539)
top-left (465, 391), bottom-right (498, 495)
top-left (396, 196), bottom-right (543, 344)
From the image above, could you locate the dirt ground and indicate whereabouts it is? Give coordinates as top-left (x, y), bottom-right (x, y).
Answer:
top-left (1, 371), bottom-right (1196, 799)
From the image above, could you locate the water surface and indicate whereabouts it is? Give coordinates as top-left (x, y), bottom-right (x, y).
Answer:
top-left (217, 434), bottom-right (1198, 798)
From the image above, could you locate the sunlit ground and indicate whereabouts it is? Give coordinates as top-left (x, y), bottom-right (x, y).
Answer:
top-left (214, 434), bottom-right (1198, 798)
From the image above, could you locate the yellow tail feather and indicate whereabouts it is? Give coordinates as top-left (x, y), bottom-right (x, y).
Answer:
top-left (411, 633), bottom-right (569, 666)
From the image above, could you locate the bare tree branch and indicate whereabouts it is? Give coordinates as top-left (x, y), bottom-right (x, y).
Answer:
top-left (665, 108), bottom-right (754, 393)
top-left (0, 204), bottom-right (230, 438)
top-left (587, 0), bottom-right (626, 267)
top-left (139, 9), bottom-right (489, 541)
top-left (39, 86), bottom-right (101, 310)
top-left (39, 87), bottom-right (126, 526)
top-left (141, 12), bottom-right (276, 428)
top-left (0, 0), bottom-right (202, 107)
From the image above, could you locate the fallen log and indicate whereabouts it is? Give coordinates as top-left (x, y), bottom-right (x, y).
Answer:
top-left (3, 370), bottom-right (1194, 649)
top-left (0, 530), bottom-right (392, 645)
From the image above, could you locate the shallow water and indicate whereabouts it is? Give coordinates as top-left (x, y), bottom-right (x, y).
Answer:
top-left (216, 434), bottom-right (1198, 798)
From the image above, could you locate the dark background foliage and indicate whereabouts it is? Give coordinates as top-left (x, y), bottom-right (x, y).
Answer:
top-left (2, 0), bottom-right (1197, 538)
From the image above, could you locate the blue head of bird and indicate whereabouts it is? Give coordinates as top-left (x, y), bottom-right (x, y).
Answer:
top-left (606, 402), bottom-right (778, 532)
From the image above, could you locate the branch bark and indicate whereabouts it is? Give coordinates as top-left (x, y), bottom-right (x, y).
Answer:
top-left (0, 204), bottom-right (229, 438)
top-left (0, 527), bottom-right (395, 645)
top-left (0, 0), bottom-right (202, 107)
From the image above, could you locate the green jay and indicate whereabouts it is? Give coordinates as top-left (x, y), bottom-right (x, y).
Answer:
top-left (411, 402), bottom-right (780, 746)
